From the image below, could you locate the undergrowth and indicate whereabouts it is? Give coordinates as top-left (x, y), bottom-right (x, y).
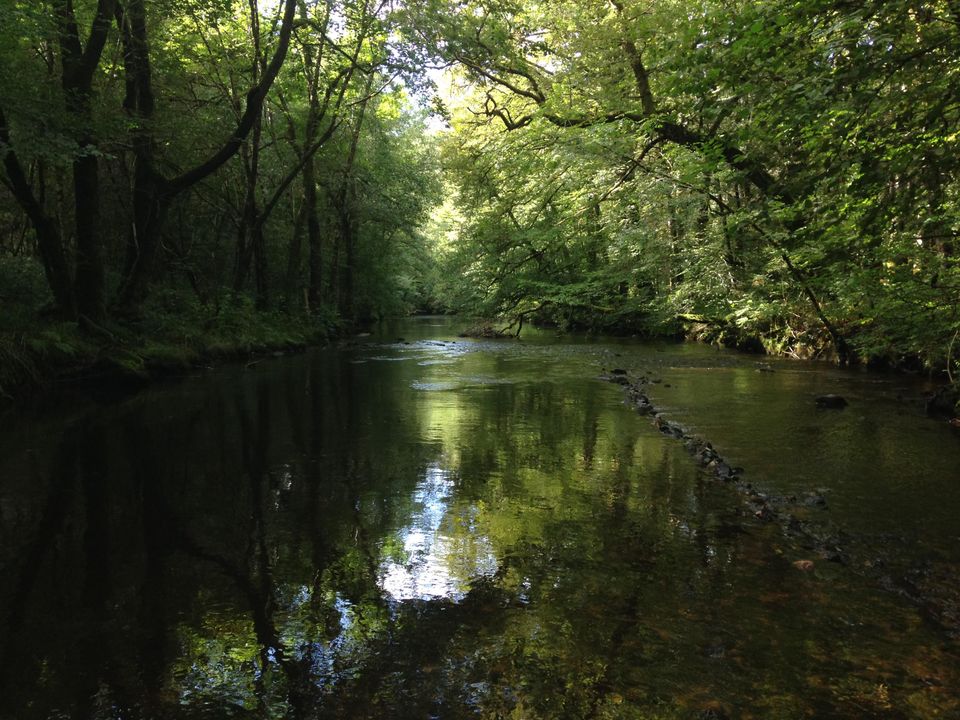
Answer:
top-left (0, 283), bottom-right (341, 400)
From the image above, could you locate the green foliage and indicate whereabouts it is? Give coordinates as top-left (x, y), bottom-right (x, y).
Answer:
top-left (413, 0), bottom-right (960, 373)
top-left (348, 109), bottom-right (444, 319)
top-left (2, 0), bottom-right (960, 377)
top-left (0, 280), bottom-right (338, 399)
top-left (1, 0), bottom-right (444, 343)
top-left (0, 256), bottom-right (51, 317)
top-left (134, 289), bottom-right (337, 359)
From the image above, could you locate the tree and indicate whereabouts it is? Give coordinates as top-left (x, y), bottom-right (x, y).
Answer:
top-left (414, 0), bottom-right (960, 367)
top-left (113, 0), bottom-right (299, 313)
top-left (0, 0), bottom-right (116, 322)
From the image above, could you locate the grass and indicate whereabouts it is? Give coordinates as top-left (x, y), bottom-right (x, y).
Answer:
top-left (0, 285), bottom-right (341, 401)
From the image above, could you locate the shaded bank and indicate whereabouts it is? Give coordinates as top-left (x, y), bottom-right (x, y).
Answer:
top-left (0, 304), bottom-right (338, 405)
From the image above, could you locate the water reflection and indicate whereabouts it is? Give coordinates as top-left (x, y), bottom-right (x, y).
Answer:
top-left (0, 317), bottom-right (959, 719)
top-left (379, 464), bottom-right (497, 601)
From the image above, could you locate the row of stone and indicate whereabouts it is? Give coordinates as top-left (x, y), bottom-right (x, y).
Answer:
top-left (603, 370), bottom-right (744, 484)
top-left (601, 367), bottom-right (960, 637)
top-left (601, 370), bottom-right (836, 534)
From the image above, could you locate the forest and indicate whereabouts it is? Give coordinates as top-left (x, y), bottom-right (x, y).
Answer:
top-left (4, 3), bottom-right (960, 718)
top-left (1, 0), bottom-right (959, 394)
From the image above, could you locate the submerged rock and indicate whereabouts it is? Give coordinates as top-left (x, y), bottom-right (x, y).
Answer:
top-left (635, 398), bottom-right (656, 415)
top-left (815, 394), bottom-right (848, 409)
top-left (595, 361), bottom-right (960, 641)
top-left (694, 701), bottom-right (732, 720)
top-left (601, 371), bottom-right (631, 386)
top-left (926, 385), bottom-right (960, 418)
top-left (654, 415), bottom-right (686, 438)
top-left (804, 492), bottom-right (828, 508)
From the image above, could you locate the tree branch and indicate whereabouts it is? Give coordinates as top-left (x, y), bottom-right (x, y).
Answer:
top-left (166, 0), bottom-right (298, 195)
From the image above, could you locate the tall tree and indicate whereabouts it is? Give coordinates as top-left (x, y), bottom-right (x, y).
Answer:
top-left (0, 0), bottom-right (116, 322)
top-left (114, 0), bottom-right (299, 312)
top-left (56, 0), bottom-right (116, 323)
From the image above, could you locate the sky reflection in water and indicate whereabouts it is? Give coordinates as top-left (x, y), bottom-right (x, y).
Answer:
top-left (379, 464), bottom-right (498, 602)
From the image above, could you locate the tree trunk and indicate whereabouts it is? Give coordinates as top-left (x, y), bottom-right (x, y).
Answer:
top-left (332, 72), bottom-right (375, 322)
top-left (330, 220), bottom-right (341, 309)
top-left (338, 204), bottom-right (354, 319)
top-left (55, 0), bottom-right (117, 322)
top-left (115, 0), bottom-right (163, 313)
top-left (284, 201), bottom-right (306, 311)
top-left (233, 126), bottom-right (262, 295)
top-left (72, 151), bottom-right (106, 322)
top-left (303, 155), bottom-right (323, 309)
top-left (0, 105), bottom-right (76, 317)
top-left (253, 221), bottom-right (269, 310)
top-left (666, 198), bottom-right (684, 289)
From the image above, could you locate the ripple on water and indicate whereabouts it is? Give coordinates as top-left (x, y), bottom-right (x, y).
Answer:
top-left (411, 381), bottom-right (460, 391)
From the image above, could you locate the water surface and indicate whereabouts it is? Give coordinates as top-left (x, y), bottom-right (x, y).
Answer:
top-left (1, 317), bottom-right (958, 719)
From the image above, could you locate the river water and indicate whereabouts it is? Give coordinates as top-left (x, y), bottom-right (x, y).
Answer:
top-left (1, 316), bottom-right (958, 719)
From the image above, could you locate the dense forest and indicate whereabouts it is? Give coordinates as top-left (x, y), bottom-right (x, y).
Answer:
top-left (1, 0), bottom-right (959, 393)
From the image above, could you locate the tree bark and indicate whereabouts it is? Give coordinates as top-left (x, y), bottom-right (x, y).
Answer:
top-left (55, 0), bottom-right (117, 322)
top-left (0, 106), bottom-right (76, 317)
top-left (303, 155), bottom-right (323, 308)
top-left (284, 201), bottom-right (307, 309)
top-left (71, 152), bottom-right (106, 322)
top-left (333, 71), bottom-right (375, 320)
top-left (337, 204), bottom-right (354, 318)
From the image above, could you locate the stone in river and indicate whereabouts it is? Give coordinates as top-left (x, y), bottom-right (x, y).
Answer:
top-left (815, 394), bottom-right (847, 409)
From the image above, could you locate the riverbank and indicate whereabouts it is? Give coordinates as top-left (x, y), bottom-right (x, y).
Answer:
top-left (0, 300), bottom-right (339, 403)
top-left (469, 311), bottom-right (960, 418)
top-left (478, 306), bottom-right (958, 385)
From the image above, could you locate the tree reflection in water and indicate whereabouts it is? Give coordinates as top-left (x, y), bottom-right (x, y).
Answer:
top-left (1, 330), bottom-right (959, 719)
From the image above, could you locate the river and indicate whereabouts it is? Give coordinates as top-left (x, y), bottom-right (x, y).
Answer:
top-left (1, 316), bottom-right (958, 719)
